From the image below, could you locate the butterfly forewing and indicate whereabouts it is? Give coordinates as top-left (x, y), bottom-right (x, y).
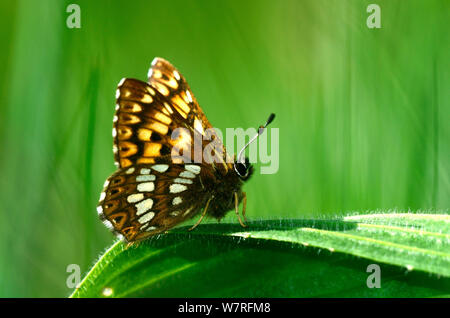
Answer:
top-left (114, 78), bottom-right (185, 168)
top-left (148, 58), bottom-right (211, 129)
top-left (148, 57), bottom-right (232, 170)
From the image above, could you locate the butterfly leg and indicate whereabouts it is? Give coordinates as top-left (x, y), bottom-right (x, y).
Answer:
top-left (242, 191), bottom-right (247, 223)
top-left (125, 242), bottom-right (134, 249)
top-left (234, 192), bottom-right (247, 228)
top-left (188, 197), bottom-right (212, 231)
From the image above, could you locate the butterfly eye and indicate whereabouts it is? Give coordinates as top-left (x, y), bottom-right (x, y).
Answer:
top-left (234, 162), bottom-right (247, 178)
top-left (234, 157), bottom-right (251, 179)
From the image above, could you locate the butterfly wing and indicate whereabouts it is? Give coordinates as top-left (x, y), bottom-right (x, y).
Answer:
top-left (147, 57), bottom-right (213, 133)
top-left (113, 58), bottom-right (232, 173)
top-left (98, 162), bottom-right (209, 242)
top-left (114, 78), bottom-right (184, 168)
top-left (149, 57), bottom-right (235, 173)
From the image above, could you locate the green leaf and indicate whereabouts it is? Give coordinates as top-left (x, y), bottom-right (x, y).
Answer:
top-left (70, 212), bottom-right (450, 298)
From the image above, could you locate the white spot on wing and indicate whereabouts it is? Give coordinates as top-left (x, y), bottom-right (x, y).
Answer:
top-left (152, 164), bottom-right (169, 173)
top-left (116, 233), bottom-right (124, 240)
top-left (136, 198), bottom-right (154, 215)
top-left (138, 212), bottom-right (155, 224)
top-left (125, 167), bottom-right (135, 174)
top-left (127, 193), bottom-right (144, 203)
top-left (99, 192), bottom-right (106, 201)
top-left (136, 174), bottom-right (156, 182)
top-left (140, 168), bottom-right (151, 174)
top-left (137, 182), bottom-right (155, 192)
top-left (97, 206), bottom-right (103, 215)
top-left (173, 70), bottom-right (180, 81)
top-left (185, 164), bottom-right (200, 174)
top-left (174, 178), bottom-right (193, 184)
top-left (172, 197), bottom-right (182, 205)
top-left (118, 78), bottom-right (126, 87)
top-left (180, 171), bottom-right (196, 179)
top-left (194, 118), bottom-right (204, 134)
top-left (102, 219), bottom-right (114, 230)
top-left (170, 184), bottom-right (187, 193)
top-left (186, 90), bottom-right (193, 103)
top-left (146, 226), bottom-right (157, 231)
top-left (164, 103), bottom-right (173, 114)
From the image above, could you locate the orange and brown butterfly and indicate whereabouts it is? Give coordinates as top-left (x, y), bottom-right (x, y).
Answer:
top-left (97, 57), bottom-right (275, 242)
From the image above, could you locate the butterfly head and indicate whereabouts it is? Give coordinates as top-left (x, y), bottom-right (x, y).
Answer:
top-left (234, 113), bottom-right (275, 180)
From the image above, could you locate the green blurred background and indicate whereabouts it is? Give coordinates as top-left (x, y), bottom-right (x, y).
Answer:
top-left (0, 0), bottom-right (448, 297)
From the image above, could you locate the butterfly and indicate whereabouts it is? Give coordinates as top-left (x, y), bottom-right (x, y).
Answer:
top-left (97, 57), bottom-right (275, 242)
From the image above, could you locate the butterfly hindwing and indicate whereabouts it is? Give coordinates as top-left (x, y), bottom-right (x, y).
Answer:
top-left (98, 162), bottom-right (209, 242)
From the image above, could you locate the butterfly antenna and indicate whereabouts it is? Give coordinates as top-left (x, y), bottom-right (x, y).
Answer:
top-left (237, 113), bottom-right (276, 165)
